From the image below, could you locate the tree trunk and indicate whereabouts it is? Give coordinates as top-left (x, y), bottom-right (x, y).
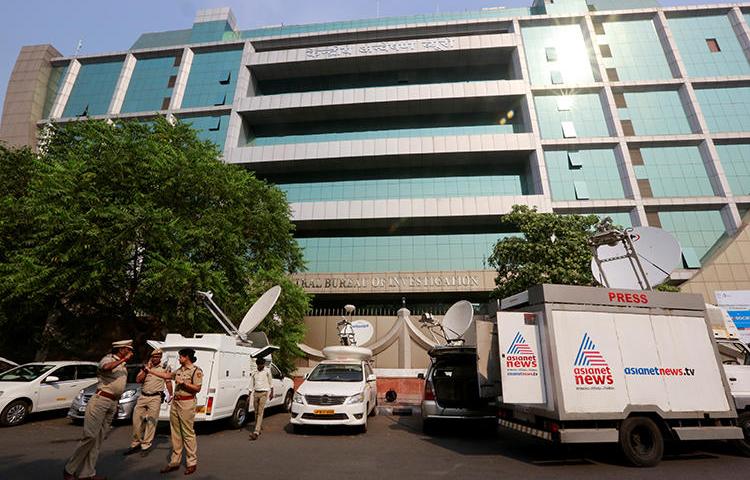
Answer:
top-left (34, 307), bottom-right (61, 361)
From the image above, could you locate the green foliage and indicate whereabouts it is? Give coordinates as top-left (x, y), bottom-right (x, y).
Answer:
top-left (0, 120), bottom-right (309, 373)
top-left (656, 283), bottom-right (680, 293)
top-left (488, 205), bottom-right (600, 300)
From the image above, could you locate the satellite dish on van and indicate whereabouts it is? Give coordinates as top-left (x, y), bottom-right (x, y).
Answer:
top-left (590, 226), bottom-right (681, 290)
top-left (351, 319), bottom-right (374, 346)
top-left (237, 285), bottom-right (281, 339)
top-left (441, 300), bottom-right (474, 343)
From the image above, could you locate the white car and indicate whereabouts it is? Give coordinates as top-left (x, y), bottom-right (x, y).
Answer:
top-left (291, 359), bottom-right (377, 433)
top-left (0, 361), bottom-right (99, 426)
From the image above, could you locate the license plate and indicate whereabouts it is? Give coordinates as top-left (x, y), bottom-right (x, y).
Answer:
top-left (313, 409), bottom-right (335, 415)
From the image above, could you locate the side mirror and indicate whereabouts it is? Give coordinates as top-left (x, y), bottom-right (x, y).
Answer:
top-left (44, 375), bottom-right (60, 383)
top-left (303, 373), bottom-right (309, 380)
top-left (367, 374), bottom-right (377, 382)
top-left (417, 373), bottom-right (425, 380)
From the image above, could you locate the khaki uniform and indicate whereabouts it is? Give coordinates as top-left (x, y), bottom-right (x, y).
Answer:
top-left (130, 365), bottom-right (169, 450)
top-left (251, 368), bottom-right (273, 435)
top-left (65, 353), bottom-right (127, 478)
top-left (168, 364), bottom-right (203, 468)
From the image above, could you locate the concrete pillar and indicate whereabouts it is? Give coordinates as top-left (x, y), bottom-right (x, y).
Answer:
top-left (169, 48), bottom-right (194, 110)
top-left (108, 53), bottom-right (136, 115)
top-left (223, 41), bottom-right (253, 157)
top-left (49, 59), bottom-right (80, 119)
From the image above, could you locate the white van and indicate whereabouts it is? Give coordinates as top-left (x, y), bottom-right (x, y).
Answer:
top-left (152, 333), bottom-right (294, 428)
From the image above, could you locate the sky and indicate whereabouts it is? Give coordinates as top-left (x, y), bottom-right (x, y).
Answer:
top-left (0, 0), bottom-right (726, 113)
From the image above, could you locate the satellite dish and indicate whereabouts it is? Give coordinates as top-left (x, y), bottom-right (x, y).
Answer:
top-left (591, 227), bottom-right (681, 290)
top-left (237, 285), bottom-right (281, 338)
top-left (351, 320), bottom-right (374, 346)
top-left (441, 300), bottom-right (474, 343)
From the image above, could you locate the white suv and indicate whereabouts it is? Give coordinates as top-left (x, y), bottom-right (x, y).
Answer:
top-left (291, 359), bottom-right (377, 433)
top-left (0, 361), bottom-right (98, 426)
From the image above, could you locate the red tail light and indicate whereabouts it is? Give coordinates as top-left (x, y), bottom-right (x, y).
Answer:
top-left (206, 397), bottom-right (214, 415)
top-left (423, 381), bottom-right (435, 401)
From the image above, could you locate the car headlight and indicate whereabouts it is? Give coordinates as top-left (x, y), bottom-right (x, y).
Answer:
top-left (344, 392), bottom-right (365, 405)
top-left (120, 389), bottom-right (137, 402)
top-left (293, 391), bottom-right (305, 404)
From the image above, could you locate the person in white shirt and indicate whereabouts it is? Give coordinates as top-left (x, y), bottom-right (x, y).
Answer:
top-left (249, 357), bottom-right (273, 440)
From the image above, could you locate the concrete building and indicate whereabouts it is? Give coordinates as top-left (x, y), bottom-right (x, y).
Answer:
top-left (3, 0), bottom-right (750, 385)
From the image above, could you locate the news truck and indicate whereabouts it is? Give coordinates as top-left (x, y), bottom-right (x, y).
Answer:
top-left (478, 284), bottom-right (747, 467)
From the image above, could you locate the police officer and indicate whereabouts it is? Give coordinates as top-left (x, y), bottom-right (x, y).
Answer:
top-left (158, 348), bottom-right (202, 476)
top-left (249, 357), bottom-right (273, 440)
top-left (124, 348), bottom-right (172, 457)
top-left (63, 340), bottom-right (133, 480)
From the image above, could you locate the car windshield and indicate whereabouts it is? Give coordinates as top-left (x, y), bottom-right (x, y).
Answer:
top-left (0, 364), bottom-right (55, 382)
top-left (307, 363), bottom-right (362, 382)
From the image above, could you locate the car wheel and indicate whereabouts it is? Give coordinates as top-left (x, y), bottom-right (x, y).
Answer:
top-left (1, 400), bottom-right (29, 427)
top-left (368, 397), bottom-right (377, 417)
top-left (359, 417), bottom-right (368, 434)
top-left (293, 424), bottom-right (305, 435)
top-left (228, 398), bottom-right (248, 429)
top-left (283, 390), bottom-right (294, 412)
top-left (732, 411), bottom-right (750, 457)
top-left (619, 416), bottom-right (664, 467)
top-left (422, 418), bottom-right (435, 435)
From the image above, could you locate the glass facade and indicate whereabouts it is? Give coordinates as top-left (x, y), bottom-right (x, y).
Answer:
top-left (522, 23), bottom-right (596, 86)
top-left (619, 90), bottom-right (692, 135)
top-left (279, 172), bottom-right (529, 203)
top-left (181, 49), bottom-right (243, 108)
top-left (62, 60), bottom-right (124, 117)
top-left (178, 114), bottom-right (230, 150)
top-left (657, 210), bottom-right (726, 263)
top-left (42, 64), bottom-right (67, 119)
top-left (716, 144), bottom-right (750, 196)
top-left (599, 19), bottom-right (673, 81)
top-left (121, 55), bottom-right (179, 113)
top-left (668, 14), bottom-right (750, 77)
top-left (298, 233), bottom-right (510, 273)
top-left (545, 149), bottom-right (625, 200)
top-left (694, 87), bottom-right (750, 133)
top-left (534, 93), bottom-right (610, 139)
top-left (634, 146), bottom-right (714, 197)
top-left (189, 21), bottom-right (234, 44)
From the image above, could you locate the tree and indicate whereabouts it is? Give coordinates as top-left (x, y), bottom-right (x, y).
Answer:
top-left (0, 119), bottom-right (309, 374)
top-left (488, 205), bottom-right (600, 300)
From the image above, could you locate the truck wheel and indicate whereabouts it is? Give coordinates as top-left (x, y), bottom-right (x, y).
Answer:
top-left (732, 411), bottom-right (750, 457)
top-left (1, 400), bottom-right (29, 427)
top-left (619, 416), bottom-right (664, 467)
top-left (228, 398), bottom-right (248, 429)
top-left (283, 390), bottom-right (294, 412)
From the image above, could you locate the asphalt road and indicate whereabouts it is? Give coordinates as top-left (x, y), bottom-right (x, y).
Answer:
top-left (1, 409), bottom-right (749, 480)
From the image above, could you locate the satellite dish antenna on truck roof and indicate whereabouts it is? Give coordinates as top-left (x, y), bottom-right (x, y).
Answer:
top-left (420, 300), bottom-right (474, 345)
top-left (589, 221), bottom-right (682, 290)
top-left (197, 285), bottom-right (281, 344)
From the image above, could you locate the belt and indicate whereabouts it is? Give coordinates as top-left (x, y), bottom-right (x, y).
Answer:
top-left (174, 395), bottom-right (195, 401)
top-left (96, 390), bottom-right (117, 400)
top-left (141, 391), bottom-right (161, 397)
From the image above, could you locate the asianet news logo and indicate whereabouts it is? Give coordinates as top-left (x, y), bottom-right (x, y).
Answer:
top-left (573, 333), bottom-right (614, 386)
top-left (506, 332), bottom-right (538, 368)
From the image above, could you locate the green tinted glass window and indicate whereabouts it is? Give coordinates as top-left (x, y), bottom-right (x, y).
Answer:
top-left (657, 210), bottom-right (726, 264)
top-left (178, 114), bottom-right (230, 151)
top-left (42, 65), bottom-right (68, 118)
top-left (62, 60), bottom-right (124, 117)
top-left (634, 146), bottom-right (714, 197)
top-left (694, 87), bottom-right (750, 133)
top-left (715, 144), bottom-right (750, 195)
top-left (522, 23), bottom-right (595, 86)
top-left (534, 93), bottom-right (610, 139)
top-left (620, 90), bottom-right (692, 135)
top-left (668, 14), bottom-right (750, 77)
top-left (121, 56), bottom-right (179, 113)
top-left (299, 233), bottom-right (511, 273)
top-left (182, 49), bottom-right (242, 108)
top-left (599, 19), bottom-right (672, 81)
top-left (546, 149), bottom-right (625, 200)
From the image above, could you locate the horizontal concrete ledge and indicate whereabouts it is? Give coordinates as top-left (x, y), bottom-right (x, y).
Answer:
top-left (227, 133), bottom-right (536, 165)
top-left (238, 80), bottom-right (525, 118)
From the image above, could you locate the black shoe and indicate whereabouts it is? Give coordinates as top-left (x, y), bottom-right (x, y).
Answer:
top-left (140, 448), bottom-right (151, 457)
top-left (123, 445), bottom-right (141, 456)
